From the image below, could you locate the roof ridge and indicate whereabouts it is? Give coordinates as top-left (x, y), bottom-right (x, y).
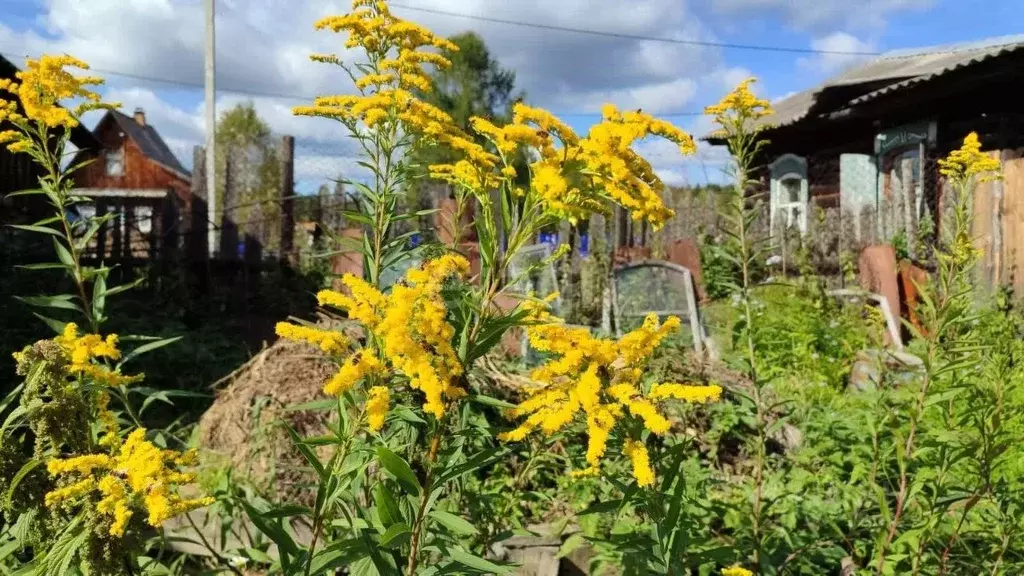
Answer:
top-left (880, 34), bottom-right (1024, 60)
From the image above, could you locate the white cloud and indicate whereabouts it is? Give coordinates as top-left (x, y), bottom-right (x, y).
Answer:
top-left (1, 0), bottom-right (755, 187)
top-left (799, 32), bottom-right (875, 74)
top-left (571, 78), bottom-right (698, 115)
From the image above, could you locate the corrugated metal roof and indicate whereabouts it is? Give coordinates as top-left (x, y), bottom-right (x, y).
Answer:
top-left (846, 36), bottom-right (1024, 105)
top-left (717, 35), bottom-right (1024, 138)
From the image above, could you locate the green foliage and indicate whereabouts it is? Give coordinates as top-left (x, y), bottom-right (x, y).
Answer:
top-left (216, 102), bottom-right (284, 251)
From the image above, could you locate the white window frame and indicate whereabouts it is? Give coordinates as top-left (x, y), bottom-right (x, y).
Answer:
top-left (105, 147), bottom-right (124, 177)
top-left (772, 172), bottom-right (808, 234)
top-left (769, 153), bottom-right (809, 236)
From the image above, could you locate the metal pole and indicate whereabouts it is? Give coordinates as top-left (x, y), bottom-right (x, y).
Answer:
top-left (204, 0), bottom-right (217, 256)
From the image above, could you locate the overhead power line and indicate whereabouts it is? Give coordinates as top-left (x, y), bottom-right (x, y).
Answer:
top-left (388, 3), bottom-right (883, 56)
top-left (0, 49), bottom-right (706, 118)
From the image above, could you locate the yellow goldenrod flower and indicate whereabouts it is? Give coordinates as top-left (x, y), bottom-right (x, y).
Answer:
top-left (649, 382), bottom-right (723, 404)
top-left (317, 256), bottom-right (470, 418)
top-left (0, 54), bottom-right (118, 153)
top-left (275, 321), bottom-right (349, 354)
top-left (938, 132), bottom-right (1001, 183)
top-left (44, 477), bottom-right (96, 507)
top-left (325, 351), bottom-right (386, 396)
top-left (704, 78), bottom-right (773, 125)
top-left (45, 429), bottom-right (214, 538)
top-left (500, 301), bottom-right (721, 485)
top-left (722, 566), bottom-right (754, 576)
top-left (366, 386), bottom-right (390, 431)
top-left (50, 324), bottom-right (142, 386)
top-left (622, 440), bottom-right (655, 488)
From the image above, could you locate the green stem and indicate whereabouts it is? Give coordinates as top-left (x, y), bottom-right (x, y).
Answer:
top-left (184, 512), bottom-right (245, 576)
top-left (406, 426), bottom-right (445, 576)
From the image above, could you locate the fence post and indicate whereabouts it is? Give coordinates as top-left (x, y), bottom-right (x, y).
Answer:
top-left (280, 135), bottom-right (295, 262)
top-left (189, 146), bottom-right (209, 262)
top-left (219, 152), bottom-right (239, 260)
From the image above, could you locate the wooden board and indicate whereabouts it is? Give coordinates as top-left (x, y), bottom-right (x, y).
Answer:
top-left (972, 155), bottom-right (995, 293)
top-left (1002, 150), bottom-right (1024, 295)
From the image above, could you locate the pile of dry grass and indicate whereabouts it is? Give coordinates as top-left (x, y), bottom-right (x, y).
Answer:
top-left (196, 316), bottom-right (362, 504)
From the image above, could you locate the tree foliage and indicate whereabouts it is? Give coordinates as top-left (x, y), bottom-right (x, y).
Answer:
top-left (215, 102), bottom-right (283, 251)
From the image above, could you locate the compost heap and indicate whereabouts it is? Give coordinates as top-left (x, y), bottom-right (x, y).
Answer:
top-left (196, 315), bottom-right (361, 505)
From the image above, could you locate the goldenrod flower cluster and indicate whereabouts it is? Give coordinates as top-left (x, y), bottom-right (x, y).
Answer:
top-left (274, 322), bottom-right (349, 354)
top-left (366, 386), bottom-right (390, 432)
top-left (938, 132), bottom-right (1002, 184)
top-left (500, 297), bottom-right (722, 487)
top-left (276, 255), bottom-right (470, 423)
top-left (295, 1), bottom-right (488, 165)
top-left (0, 54), bottom-right (117, 153)
top-left (704, 78), bottom-right (773, 126)
top-left (430, 101), bottom-right (696, 229)
top-left (45, 429), bottom-right (214, 537)
top-left (11, 323), bottom-right (142, 388)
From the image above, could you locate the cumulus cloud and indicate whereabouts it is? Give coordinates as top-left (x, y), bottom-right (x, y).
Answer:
top-left (798, 32), bottom-right (876, 75)
top-left (0, 0), bottom-right (757, 186)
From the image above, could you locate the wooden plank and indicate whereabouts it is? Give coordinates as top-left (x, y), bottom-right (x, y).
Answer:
top-left (1002, 150), bottom-right (1024, 295)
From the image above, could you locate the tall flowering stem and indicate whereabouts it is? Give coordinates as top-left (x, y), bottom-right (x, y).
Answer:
top-left (1, 55), bottom-right (216, 575)
top-left (0, 55), bottom-right (118, 333)
top-left (704, 78), bottom-right (774, 571)
top-left (278, 1), bottom-right (700, 573)
top-left (874, 133), bottom-right (1001, 574)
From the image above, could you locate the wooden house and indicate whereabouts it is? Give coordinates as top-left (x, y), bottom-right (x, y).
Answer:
top-left (70, 108), bottom-right (192, 264)
top-left (707, 35), bottom-right (1024, 292)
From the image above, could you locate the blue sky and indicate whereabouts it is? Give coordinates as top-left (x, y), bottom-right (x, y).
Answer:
top-left (0, 0), bottom-right (1020, 192)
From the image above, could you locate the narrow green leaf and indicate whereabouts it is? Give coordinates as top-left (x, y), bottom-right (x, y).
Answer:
top-left (447, 547), bottom-right (511, 574)
top-left (14, 295), bottom-right (81, 312)
top-left (119, 336), bottom-right (182, 366)
top-left (374, 483), bottom-right (404, 527)
top-left (92, 272), bottom-right (105, 317)
top-left (32, 312), bottom-right (68, 334)
top-left (52, 237), bottom-right (74, 267)
top-left (15, 262), bottom-right (68, 271)
top-left (376, 447), bottom-right (421, 496)
top-left (378, 522), bottom-right (411, 548)
top-left (3, 188), bottom-right (45, 198)
top-left (4, 459), bottom-right (41, 509)
top-left (284, 425), bottom-right (326, 480)
top-left (468, 394), bottom-right (515, 410)
top-left (7, 224), bottom-right (62, 238)
top-left (428, 510), bottom-right (477, 536)
top-left (259, 504), bottom-right (313, 519)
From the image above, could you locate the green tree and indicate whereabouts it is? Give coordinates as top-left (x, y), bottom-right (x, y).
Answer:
top-left (215, 102), bottom-right (282, 252)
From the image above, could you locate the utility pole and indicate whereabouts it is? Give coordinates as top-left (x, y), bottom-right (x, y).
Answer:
top-left (204, 0), bottom-right (217, 256)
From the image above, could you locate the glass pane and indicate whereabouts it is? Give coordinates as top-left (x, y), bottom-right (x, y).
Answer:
top-left (136, 206), bottom-right (153, 234)
top-left (789, 206), bottom-right (802, 228)
top-left (613, 264), bottom-right (697, 341)
top-left (780, 178), bottom-right (801, 204)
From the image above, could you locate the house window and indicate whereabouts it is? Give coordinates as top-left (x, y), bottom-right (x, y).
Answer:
top-left (774, 174), bottom-right (807, 233)
top-left (135, 206), bottom-right (153, 235)
top-left (769, 154), bottom-right (809, 235)
top-left (105, 148), bottom-right (124, 176)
